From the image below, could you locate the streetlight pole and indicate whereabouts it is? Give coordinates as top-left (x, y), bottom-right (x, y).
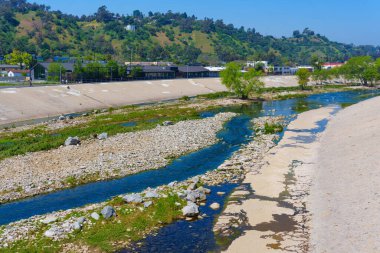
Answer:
top-left (59, 65), bottom-right (62, 84)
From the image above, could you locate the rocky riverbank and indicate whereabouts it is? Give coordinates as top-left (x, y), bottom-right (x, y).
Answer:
top-left (0, 112), bottom-right (236, 203)
top-left (0, 116), bottom-right (284, 252)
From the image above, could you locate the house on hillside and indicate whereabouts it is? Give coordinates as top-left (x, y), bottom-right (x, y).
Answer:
top-left (125, 25), bottom-right (136, 32)
top-left (177, 66), bottom-right (210, 78)
top-left (322, 62), bottom-right (344, 69)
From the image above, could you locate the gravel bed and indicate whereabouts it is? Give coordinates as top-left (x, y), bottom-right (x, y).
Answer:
top-left (0, 112), bottom-right (236, 203)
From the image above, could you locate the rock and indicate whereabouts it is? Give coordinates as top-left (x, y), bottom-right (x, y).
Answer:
top-left (64, 136), bottom-right (81, 146)
top-left (217, 192), bottom-right (225, 196)
top-left (187, 183), bottom-right (197, 191)
top-left (198, 187), bottom-right (211, 194)
top-left (77, 217), bottom-right (86, 224)
top-left (41, 216), bottom-right (58, 224)
top-left (66, 115), bottom-right (74, 120)
top-left (182, 202), bottom-right (199, 217)
top-left (186, 191), bottom-right (198, 202)
top-left (145, 191), bottom-right (159, 198)
top-left (162, 121), bottom-right (174, 126)
top-left (82, 113), bottom-right (89, 117)
top-left (177, 191), bottom-right (187, 199)
top-left (168, 181), bottom-right (177, 187)
top-left (73, 221), bottom-right (82, 230)
top-left (192, 176), bottom-right (200, 184)
top-left (101, 206), bottom-right (115, 219)
top-left (44, 229), bottom-right (56, 238)
top-left (58, 115), bottom-right (65, 121)
top-left (91, 212), bottom-right (100, 220)
top-left (210, 203), bottom-right (221, 210)
top-left (123, 193), bottom-right (143, 203)
top-left (186, 190), bottom-right (206, 202)
top-left (144, 201), bottom-right (153, 208)
top-left (98, 133), bottom-right (108, 140)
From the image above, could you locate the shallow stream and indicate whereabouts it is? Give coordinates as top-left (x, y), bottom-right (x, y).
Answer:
top-left (0, 90), bottom-right (379, 251)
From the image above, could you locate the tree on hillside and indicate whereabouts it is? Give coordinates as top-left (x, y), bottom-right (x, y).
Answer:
top-left (5, 50), bottom-right (32, 69)
top-left (310, 54), bottom-right (324, 70)
top-left (220, 62), bottom-right (264, 99)
top-left (296, 68), bottom-right (311, 90)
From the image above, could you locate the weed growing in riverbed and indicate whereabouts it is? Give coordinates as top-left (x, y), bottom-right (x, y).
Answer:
top-left (0, 105), bottom-right (208, 161)
top-left (0, 192), bottom-right (185, 253)
top-left (264, 123), bottom-right (284, 135)
top-left (78, 194), bottom-right (184, 252)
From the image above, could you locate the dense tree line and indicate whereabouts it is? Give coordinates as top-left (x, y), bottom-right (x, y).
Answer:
top-left (1, 1), bottom-right (380, 65)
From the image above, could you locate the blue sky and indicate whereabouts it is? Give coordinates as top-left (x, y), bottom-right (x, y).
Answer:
top-left (32, 0), bottom-right (379, 46)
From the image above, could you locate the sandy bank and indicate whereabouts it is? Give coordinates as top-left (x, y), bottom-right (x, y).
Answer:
top-left (310, 96), bottom-right (380, 252)
top-left (215, 107), bottom-right (336, 253)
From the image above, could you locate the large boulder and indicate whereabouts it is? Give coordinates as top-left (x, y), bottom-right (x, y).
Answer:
top-left (145, 191), bottom-right (160, 198)
top-left (123, 193), bottom-right (143, 203)
top-left (186, 190), bottom-right (207, 202)
top-left (64, 136), bottom-right (81, 146)
top-left (182, 202), bottom-right (199, 217)
top-left (101, 206), bottom-right (116, 219)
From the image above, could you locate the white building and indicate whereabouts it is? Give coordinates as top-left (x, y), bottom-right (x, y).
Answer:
top-left (205, 66), bottom-right (226, 77)
top-left (246, 61), bottom-right (269, 70)
top-left (273, 66), bottom-right (298, 75)
top-left (125, 25), bottom-right (136, 32)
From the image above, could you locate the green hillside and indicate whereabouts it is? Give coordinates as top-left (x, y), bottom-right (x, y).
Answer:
top-left (1, 0), bottom-right (379, 65)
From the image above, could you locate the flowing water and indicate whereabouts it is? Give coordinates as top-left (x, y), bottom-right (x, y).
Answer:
top-left (0, 90), bottom-right (378, 237)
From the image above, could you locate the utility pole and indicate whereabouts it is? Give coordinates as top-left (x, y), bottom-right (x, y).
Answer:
top-left (59, 65), bottom-right (62, 84)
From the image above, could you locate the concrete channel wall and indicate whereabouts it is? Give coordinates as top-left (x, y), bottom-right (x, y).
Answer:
top-left (0, 76), bottom-right (298, 126)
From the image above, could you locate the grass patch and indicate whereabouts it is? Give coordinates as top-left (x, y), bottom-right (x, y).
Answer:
top-left (2, 192), bottom-right (185, 253)
top-left (0, 103), bottom-right (211, 161)
top-left (263, 123), bottom-right (284, 134)
top-left (78, 194), bottom-right (184, 252)
top-left (197, 91), bottom-right (234, 99)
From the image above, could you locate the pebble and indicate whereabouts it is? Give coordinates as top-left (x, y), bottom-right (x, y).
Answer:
top-left (210, 203), bottom-right (221, 210)
top-left (91, 212), bottom-right (100, 220)
top-left (41, 216), bottom-right (58, 224)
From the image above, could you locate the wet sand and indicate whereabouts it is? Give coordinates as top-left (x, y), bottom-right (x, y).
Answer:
top-left (310, 96), bottom-right (380, 252)
top-left (216, 107), bottom-right (336, 252)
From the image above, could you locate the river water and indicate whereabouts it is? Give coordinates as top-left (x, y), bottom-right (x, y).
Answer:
top-left (0, 90), bottom-right (378, 233)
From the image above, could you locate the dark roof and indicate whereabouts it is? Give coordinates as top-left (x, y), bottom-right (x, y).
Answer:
top-left (0, 64), bottom-right (20, 69)
top-left (39, 62), bottom-right (75, 72)
top-left (133, 65), bottom-right (175, 73)
top-left (178, 66), bottom-right (209, 73)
